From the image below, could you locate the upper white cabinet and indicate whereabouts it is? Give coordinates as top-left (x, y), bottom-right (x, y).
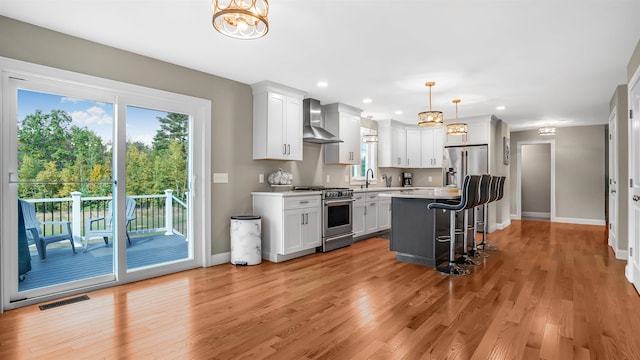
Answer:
top-left (405, 128), bottom-right (422, 168)
top-left (252, 81), bottom-right (305, 160)
top-left (324, 103), bottom-right (363, 165)
top-left (379, 120), bottom-right (407, 167)
top-left (444, 117), bottom-right (491, 146)
top-left (421, 127), bottom-right (444, 168)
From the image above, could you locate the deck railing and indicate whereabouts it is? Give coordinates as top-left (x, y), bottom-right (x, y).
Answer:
top-left (24, 190), bottom-right (188, 243)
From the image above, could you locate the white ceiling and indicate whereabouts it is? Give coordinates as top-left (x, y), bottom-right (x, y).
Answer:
top-left (2, 0), bottom-right (640, 131)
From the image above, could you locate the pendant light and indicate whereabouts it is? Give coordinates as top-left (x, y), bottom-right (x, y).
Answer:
top-left (538, 126), bottom-right (556, 136)
top-left (212, 0), bottom-right (269, 40)
top-left (418, 82), bottom-right (444, 126)
top-left (446, 99), bottom-right (468, 136)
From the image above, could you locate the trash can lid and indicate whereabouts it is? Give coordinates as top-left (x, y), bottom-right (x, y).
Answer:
top-left (231, 215), bottom-right (261, 220)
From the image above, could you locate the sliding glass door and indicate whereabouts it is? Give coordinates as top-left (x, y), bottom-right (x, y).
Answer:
top-left (2, 61), bottom-right (205, 310)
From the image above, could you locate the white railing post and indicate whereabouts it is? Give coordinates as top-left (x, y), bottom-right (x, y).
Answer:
top-left (165, 189), bottom-right (174, 235)
top-left (71, 191), bottom-right (83, 246)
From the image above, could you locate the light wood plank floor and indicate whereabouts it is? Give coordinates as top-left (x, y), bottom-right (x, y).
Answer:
top-left (1, 220), bottom-right (639, 359)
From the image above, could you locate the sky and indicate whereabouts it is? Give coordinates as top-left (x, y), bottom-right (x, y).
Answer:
top-left (17, 89), bottom-right (170, 147)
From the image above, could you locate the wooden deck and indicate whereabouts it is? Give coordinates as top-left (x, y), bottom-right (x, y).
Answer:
top-left (19, 233), bottom-right (188, 292)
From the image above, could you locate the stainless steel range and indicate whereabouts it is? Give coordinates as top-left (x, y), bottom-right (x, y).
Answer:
top-left (293, 186), bottom-right (354, 252)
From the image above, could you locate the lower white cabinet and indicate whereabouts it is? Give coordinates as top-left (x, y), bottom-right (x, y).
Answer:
top-left (353, 191), bottom-right (391, 239)
top-left (378, 198), bottom-right (391, 230)
top-left (252, 193), bottom-right (321, 262)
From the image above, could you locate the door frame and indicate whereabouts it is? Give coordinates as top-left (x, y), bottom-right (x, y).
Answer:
top-left (627, 66), bottom-right (640, 285)
top-left (0, 56), bottom-right (211, 312)
top-left (515, 140), bottom-right (556, 220)
top-left (608, 107), bottom-right (618, 249)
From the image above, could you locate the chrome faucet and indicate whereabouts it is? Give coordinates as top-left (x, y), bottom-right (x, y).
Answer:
top-left (365, 168), bottom-right (374, 189)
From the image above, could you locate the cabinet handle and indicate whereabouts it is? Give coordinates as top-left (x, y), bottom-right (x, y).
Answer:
top-left (305, 213), bottom-right (308, 224)
top-left (287, 144), bottom-right (291, 155)
top-left (370, 203), bottom-right (376, 206)
top-left (299, 200), bottom-right (309, 204)
top-left (634, 195), bottom-right (640, 202)
top-left (301, 214), bottom-right (305, 224)
top-left (283, 144), bottom-right (286, 155)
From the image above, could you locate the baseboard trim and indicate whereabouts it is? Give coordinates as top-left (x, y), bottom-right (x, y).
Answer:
top-left (552, 217), bottom-right (606, 226)
top-left (614, 248), bottom-right (628, 260)
top-left (510, 213), bottom-right (520, 220)
top-left (210, 251), bottom-right (231, 266)
top-left (522, 211), bottom-right (550, 219)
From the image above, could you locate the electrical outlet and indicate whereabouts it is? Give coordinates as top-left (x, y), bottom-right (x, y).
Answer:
top-left (428, 176), bottom-right (432, 182)
top-left (326, 175), bottom-right (331, 183)
top-left (259, 174), bottom-right (264, 183)
top-left (344, 175), bottom-right (349, 182)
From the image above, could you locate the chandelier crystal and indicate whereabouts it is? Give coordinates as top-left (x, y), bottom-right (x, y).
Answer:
top-left (418, 82), bottom-right (443, 126)
top-left (212, 0), bottom-right (269, 40)
top-left (446, 99), bottom-right (468, 136)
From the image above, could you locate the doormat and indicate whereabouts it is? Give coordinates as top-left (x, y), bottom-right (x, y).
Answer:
top-left (39, 295), bottom-right (90, 310)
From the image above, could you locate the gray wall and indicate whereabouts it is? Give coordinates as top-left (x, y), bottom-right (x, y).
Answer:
top-left (510, 126), bottom-right (606, 221)
top-left (490, 119), bottom-right (511, 229)
top-left (521, 144), bottom-right (551, 214)
top-left (609, 84), bottom-right (629, 252)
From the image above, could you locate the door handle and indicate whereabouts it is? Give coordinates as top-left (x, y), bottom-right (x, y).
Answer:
top-left (611, 190), bottom-right (616, 194)
top-left (634, 195), bottom-right (640, 202)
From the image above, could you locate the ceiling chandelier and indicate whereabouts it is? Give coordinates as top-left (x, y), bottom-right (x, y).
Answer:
top-left (212, 0), bottom-right (269, 40)
top-left (538, 126), bottom-right (556, 136)
top-left (446, 99), bottom-right (468, 136)
top-left (363, 134), bottom-right (379, 143)
top-left (418, 82), bottom-right (443, 126)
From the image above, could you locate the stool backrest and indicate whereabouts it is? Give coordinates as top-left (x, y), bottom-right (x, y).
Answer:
top-left (496, 176), bottom-right (506, 201)
top-left (477, 174), bottom-right (492, 206)
top-left (489, 175), bottom-right (500, 202)
top-left (460, 175), bottom-right (481, 211)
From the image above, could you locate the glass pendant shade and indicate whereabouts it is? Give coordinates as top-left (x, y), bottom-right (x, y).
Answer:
top-left (363, 134), bottom-right (378, 143)
top-left (212, 0), bottom-right (269, 40)
top-left (418, 82), bottom-right (443, 126)
top-left (538, 126), bottom-right (556, 136)
top-left (446, 99), bottom-right (468, 136)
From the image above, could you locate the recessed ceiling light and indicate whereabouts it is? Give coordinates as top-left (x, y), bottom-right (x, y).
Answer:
top-left (363, 98), bottom-right (372, 104)
top-left (317, 81), bottom-right (328, 87)
top-left (496, 106), bottom-right (506, 110)
top-left (395, 110), bottom-right (403, 115)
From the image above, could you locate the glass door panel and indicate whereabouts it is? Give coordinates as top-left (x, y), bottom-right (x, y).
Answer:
top-left (124, 105), bottom-right (191, 271)
top-left (14, 87), bottom-right (116, 297)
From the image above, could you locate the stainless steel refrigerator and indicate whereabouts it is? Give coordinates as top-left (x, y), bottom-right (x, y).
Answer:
top-left (442, 144), bottom-right (488, 188)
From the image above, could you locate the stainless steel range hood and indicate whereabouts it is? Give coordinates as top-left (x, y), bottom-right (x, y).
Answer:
top-left (303, 98), bottom-right (343, 144)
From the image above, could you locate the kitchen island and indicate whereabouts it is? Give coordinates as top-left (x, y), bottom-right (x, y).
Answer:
top-left (379, 188), bottom-right (464, 267)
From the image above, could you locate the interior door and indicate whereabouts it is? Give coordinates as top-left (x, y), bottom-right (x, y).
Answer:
top-left (629, 68), bottom-right (640, 287)
top-left (609, 108), bottom-right (618, 249)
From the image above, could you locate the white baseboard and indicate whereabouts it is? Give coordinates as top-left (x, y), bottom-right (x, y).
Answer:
top-left (497, 219), bottom-right (511, 230)
top-left (552, 217), bottom-right (606, 226)
top-left (210, 251), bottom-right (231, 266)
top-left (522, 211), bottom-right (550, 219)
top-left (614, 248), bottom-right (628, 260)
top-left (510, 213), bottom-right (520, 220)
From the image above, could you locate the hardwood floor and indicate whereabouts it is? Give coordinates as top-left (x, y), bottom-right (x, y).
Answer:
top-left (1, 220), bottom-right (639, 359)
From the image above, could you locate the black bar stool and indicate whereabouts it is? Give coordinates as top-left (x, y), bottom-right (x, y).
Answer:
top-left (468, 174), bottom-right (491, 259)
top-left (478, 175), bottom-right (505, 251)
top-left (427, 175), bottom-right (480, 276)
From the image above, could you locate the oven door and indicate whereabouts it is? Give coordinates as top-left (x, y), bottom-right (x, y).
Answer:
top-left (323, 199), bottom-right (354, 238)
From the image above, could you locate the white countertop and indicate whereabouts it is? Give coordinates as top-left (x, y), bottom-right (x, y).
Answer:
top-left (378, 188), bottom-right (460, 200)
top-left (251, 191), bottom-right (322, 197)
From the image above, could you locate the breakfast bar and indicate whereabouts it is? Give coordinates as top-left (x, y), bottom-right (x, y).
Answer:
top-left (379, 188), bottom-right (463, 267)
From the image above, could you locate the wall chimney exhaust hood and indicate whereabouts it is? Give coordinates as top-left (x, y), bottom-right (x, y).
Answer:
top-left (303, 98), bottom-right (343, 144)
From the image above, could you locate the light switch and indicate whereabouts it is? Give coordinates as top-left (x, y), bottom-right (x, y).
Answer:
top-left (259, 174), bottom-right (264, 183)
top-left (213, 173), bottom-right (229, 183)
top-left (428, 176), bottom-right (432, 182)
top-left (326, 175), bottom-right (331, 183)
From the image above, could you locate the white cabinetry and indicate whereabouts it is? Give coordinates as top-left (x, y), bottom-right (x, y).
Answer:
top-left (379, 120), bottom-right (407, 167)
top-left (405, 128), bottom-right (422, 168)
top-left (252, 81), bottom-right (305, 160)
top-left (421, 127), bottom-right (444, 168)
top-left (378, 197), bottom-right (391, 230)
top-left (352, 193), bottom-right (366, 238)
top-left (444, 117), bottom-right (491, 146)
top-left (324, 103), bottom-right (362, 165)
top-left (252, 193), bottom-right (321, 262)
top-left (353, 190), bottom-right (392, 239)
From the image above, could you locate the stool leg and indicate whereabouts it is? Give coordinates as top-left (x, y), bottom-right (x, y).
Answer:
top-left (457, 209), bottom-right (479, 266)
top-left (469, 207), bottom-right (489, 258)
top-left (437, 210), bottom-right (470, 276)
top-left (478, 203), bottom-right (498, 251)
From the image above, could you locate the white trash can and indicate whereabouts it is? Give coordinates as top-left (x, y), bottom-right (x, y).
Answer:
top-left (230, 215), bottom-right (262, 265)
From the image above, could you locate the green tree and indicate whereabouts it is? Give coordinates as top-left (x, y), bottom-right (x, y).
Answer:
top-left (18, 109), bottom-right (73, 167)
top-left (152, 112), bottom-right (188, 155)
top-left (126, 141), bottom-right (154, 196)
